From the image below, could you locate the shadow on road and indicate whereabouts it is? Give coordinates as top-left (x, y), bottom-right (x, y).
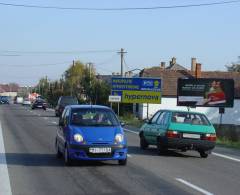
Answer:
top-left (128, 146), bottom-right (200, 158)
top-left (0, 153), bottom-right (120, 167)
top-left (15, 114), bottom-right (56, 118)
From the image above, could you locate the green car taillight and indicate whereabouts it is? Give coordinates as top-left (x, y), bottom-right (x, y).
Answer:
top-left (201, 133), bottom-right (216, 142)
top-left (166, 130), bottom-right (180, 138)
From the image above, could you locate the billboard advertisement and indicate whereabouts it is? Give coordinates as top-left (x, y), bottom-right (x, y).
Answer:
top-left (177, 78), bottom-right (234, 107)
top-left (111, 77), bottom-right (162, 104)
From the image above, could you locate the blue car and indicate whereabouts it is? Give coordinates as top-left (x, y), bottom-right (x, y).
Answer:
top-left (55, 105), bottom-right (127, 166)
top-left (0, 96), bottom-right (9, 104)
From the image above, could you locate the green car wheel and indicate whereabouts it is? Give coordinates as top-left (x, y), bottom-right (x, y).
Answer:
top-left (140, 136), bottom-right (149, 150)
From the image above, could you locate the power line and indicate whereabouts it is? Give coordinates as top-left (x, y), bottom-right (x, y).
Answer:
top-left (0, 58), bottom-right (116, 73)
top-left (91, 56), bottom-right (117, 73)
top-left (0, 49), bottom-right (118, 55)
top-left (123, 58), bottom-right (130, 72)
top-left (0, 1), bottom-right (239, 11)
top-left (0, 61), bottom-right (72, 67)
top-left (0, 54), bottom-right (21, 56)
top-left (96, 54), bottom-right (118, 66)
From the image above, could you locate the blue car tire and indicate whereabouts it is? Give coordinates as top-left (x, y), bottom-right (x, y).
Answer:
top-left (118, 158), bottom-right (127, 166)
top-left (55, 139), bottom-right (62, 159)
top-left (64, 145), bottom-right (73, 166)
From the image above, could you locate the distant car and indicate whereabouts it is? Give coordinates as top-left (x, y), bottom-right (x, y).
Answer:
top-left (15, 96), bottom-right (24, 104)
top-left (22, 98), bottom-right (31, 106)
top-left (0, 96), bottom-right (9, 104)
top-left (139, 110), bottom-right (216, 158)
top-left (55, 105), bottom-right (127, 166)
top-left (31, 99), bottom-right (47, 110)
top-left (55, 96), bottom-right (78, 117)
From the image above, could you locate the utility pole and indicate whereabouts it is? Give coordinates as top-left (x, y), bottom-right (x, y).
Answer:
top-left (117, 48), bottom-right (127, 77)
top-left (71, 60), bottom-right (75, 96)
top-left (88, 62), bottom-right (93, 104)
top-left (61, 74), bottom-right (64, 93)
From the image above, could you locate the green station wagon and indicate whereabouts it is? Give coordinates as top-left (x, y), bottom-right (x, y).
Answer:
top-left (139, 110), bottom-right (216, 158)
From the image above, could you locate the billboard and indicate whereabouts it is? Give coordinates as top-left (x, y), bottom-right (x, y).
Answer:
top-left (111, 77), bottom-right (162, 104)
top-left (177, 78), bottom-right (234, 107)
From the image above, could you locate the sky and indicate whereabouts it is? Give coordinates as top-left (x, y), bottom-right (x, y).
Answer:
top-left (0, 0), bottom-right (240, 86)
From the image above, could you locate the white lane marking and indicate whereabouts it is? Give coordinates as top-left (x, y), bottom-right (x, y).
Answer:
top-left (127, 154), bottom-right (132, 158)
top-left (51, 121), bottom-right (57, 125)
top-left (43, 117), bottom-right (48, 120)
top-left (0, 122), bottom-right (13, 195)
top-left (124, 128), bottom-right (138, 135)
top-left (212, 152), bottom-right (240, 163)
top-left (126, 128), bottom-right (240, 164)
top-left (176, 178), bottom-right (213, 195)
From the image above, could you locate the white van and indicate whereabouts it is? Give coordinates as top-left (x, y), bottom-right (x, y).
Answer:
top-left (16, 97), bottom-right (24, 104)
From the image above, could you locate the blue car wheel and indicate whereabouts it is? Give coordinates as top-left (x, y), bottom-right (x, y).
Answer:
top-left (118, 157), bottom-right (127, 166)
top-left (64, 145), bottom-right (73, 166)
top-left (55, 139), bottom-right (62, 159)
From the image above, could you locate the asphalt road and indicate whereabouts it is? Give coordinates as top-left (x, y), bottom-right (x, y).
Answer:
top-left (0, 104), bottom-right (240, 195)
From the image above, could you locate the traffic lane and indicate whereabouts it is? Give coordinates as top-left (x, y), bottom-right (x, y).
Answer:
top-left (22, 105), bottom-right (57, 118)
top-left (21, 105), bottom-right (59, 125)
top-left (213, 146), bottom-right (240, 158)
top-left (125, 125), bottom-right (240, 159)
top-left (125, 130), bottom-right (240, 195)
top-left (0, 105), bottom-right (190, 195)
top-left (11, 105), bottom-right (240, 194)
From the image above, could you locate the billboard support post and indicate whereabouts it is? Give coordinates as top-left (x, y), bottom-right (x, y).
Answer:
top-left (220, 114), bottom-right (223, 126)
top-left (118, 102), bottom-right (120, 116)
top-left (219, 107), bottom-right (225, 126)
top-left (147, 103), bottom-right (149, 119)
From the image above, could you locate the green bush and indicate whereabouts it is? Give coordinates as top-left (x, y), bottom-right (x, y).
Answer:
top-left (216, 137), bottom-right (240, 149)
top-left (120, 113), bottom-right (144, 128)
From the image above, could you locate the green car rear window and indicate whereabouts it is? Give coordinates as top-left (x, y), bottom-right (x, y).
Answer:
top-left (171, 112), bottom-right (210, 126)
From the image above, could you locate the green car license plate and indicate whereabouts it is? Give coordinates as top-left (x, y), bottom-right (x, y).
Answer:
top-left (182, 133), bottom-right (200, 139)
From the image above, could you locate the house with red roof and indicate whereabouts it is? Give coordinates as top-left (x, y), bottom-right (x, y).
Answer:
top-left (134, 57), bottom-right (240, 125)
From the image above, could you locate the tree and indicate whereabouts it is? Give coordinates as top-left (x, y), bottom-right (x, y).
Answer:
top-left (226, 56), bottom-right (240, 72)
top-left (34, 60), bottom-right (112, 107)
top-left (92, 79), bottom-right (111, 105)
top-left (64, 61), bottom-right (85, 97)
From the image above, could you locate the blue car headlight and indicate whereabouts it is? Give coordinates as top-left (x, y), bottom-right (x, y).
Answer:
top-left (115, 133), bottom-right (124, 144)
top-left (73, 133), bottom-right (84, 143)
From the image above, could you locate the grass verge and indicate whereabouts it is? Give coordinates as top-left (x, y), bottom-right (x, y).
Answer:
top-left (216, 138), bottom-right (240, 149)
top-left (120, 114), bottom-right (144, 128)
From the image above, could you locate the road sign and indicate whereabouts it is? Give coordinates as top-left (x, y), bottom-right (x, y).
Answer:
top-left (111, 77), bottom-right (162, 104)
top-left (108, 95), bottom-right (121, 102)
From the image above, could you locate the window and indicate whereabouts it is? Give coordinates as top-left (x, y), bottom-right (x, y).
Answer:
top-left (156, 112), bottom-right (169, 125)
top-left (171, 112), bottom-right (210, 126)
top-left (150, 111), bottom-right (161, 124)
top-left (71, 108), bottom-right (119, 127)
top-left (60, 97), bottom-right (78, 105)
top-left (64, 108), bottom-right (70, 125)
top-left (61, 108), bottom-right (67, 118)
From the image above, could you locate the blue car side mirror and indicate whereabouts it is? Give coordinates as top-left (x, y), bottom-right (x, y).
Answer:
top-left (120, 122), bottom-right (125, 127)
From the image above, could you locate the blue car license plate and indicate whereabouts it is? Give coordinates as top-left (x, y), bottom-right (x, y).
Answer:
top-left (89, 147), bottom-right (111, 153)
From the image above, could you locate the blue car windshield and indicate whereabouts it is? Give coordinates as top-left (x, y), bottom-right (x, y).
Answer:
top-left (71, 108), bottom-right (120, 127)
